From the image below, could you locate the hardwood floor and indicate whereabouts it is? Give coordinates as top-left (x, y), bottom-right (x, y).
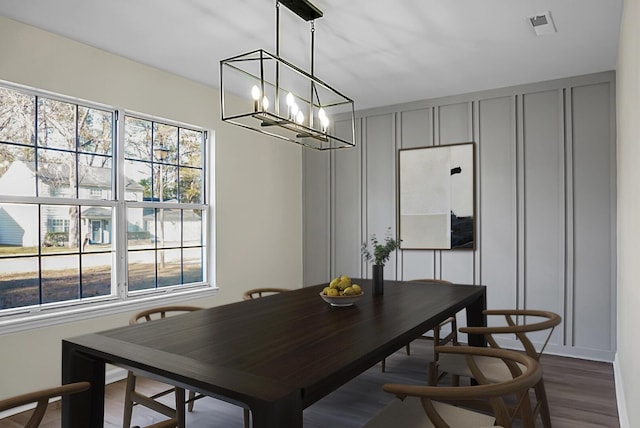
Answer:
top-left (0, 339), bottom-right (619, 427)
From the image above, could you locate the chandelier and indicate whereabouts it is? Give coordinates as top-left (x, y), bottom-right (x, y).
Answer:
top-left (220, 0), bottom-right (356, 150)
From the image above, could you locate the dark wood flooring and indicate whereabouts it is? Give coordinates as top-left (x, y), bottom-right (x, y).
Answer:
top-left (0, 339), bottom-right (619, 427)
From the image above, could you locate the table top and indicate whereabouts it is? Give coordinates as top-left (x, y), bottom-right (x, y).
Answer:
top-left (63, 279), bottom-right (485, 410)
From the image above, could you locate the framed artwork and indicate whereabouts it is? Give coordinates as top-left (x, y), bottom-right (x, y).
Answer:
top-left (398, 142), bottom-right (475, 250)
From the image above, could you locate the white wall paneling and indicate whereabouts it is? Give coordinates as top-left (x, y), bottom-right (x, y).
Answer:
top-left (362, 113), bottom-right (398, 280)
top-left (477, 96), bottom-right (518, 311)
top-left (303, 148), bottom-right (331, 286)
top-left (398, 108), bottom-right (436, 281)
top-left (331, 117), bottom-right (363, 279)
top-left (303, 71), bottom-right (616, 361)
top-left (437, 102), bottom-right (476, 285)
top-left (570, 82), bottom-right (616, 357)
top-left (521, 89), bottom-right (565, 348)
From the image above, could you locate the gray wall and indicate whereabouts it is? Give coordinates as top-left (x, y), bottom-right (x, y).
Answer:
top-left (303, 71), bottom-right (616, 361)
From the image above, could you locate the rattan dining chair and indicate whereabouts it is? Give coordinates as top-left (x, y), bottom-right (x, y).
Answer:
top-left (242, 288), bottom-right (290, 300)
top-left (365, 346), bottom-right (543, 428)
top-left (434, 309), bottom-right (561, 428)
top-left (123, 306), bottom-right (218, 428)
top-left (0, 381), bottom-right (176, 428)
top-left (132, 422), bottom-right (177, 428)
top-left (381, 279), bottom-right (458, 380)
top-left (0, 382), bottom-right (90, 428)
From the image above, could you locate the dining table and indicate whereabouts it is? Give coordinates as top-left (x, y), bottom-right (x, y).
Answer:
top-left (61, 279), bottom-right (486, 427)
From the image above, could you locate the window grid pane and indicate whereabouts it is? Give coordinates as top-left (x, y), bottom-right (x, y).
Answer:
top-left (0, 87), bottom-right (35, 146)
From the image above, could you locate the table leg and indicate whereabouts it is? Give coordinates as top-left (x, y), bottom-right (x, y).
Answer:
top-left (465, 288), bottom-right (487, 347)
top-left (61, 340), bottom-right (105, 427)
top-left (249, 391), bottom-right (303, 428)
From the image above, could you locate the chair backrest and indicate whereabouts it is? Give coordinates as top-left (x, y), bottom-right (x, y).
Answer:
top-left (242, 288), bottom-right (290, 300)
top-left (0, 381), bottom-right (177, 428)
top-left (130, 305), bottom-right (202, 325)
top-left (409, 279), bottom-right (453, 285)
top-left (0, 382), bottom-right (90, 427)
top-left (382, 346), bottom-right (542, 428)
top-left (460, 309), bottom-right (561, 360)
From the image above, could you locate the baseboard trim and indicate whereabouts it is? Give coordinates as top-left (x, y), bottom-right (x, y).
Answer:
top-left (614, 353), bottom-right (630, 428)
top-left (492, 337), bottom-right (615, 362)
top-left (0, 403), bottom-right (34, 420)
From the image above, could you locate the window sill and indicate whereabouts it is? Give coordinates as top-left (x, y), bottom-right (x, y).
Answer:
top-left (0, 286), bottom-right (219, 336)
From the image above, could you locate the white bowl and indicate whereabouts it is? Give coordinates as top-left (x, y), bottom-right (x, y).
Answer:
top-left (319, 291), bottom-right (364, 307)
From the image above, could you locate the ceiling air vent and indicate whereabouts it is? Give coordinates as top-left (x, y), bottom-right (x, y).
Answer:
top-left (528, 11), bottom-right (557, 36)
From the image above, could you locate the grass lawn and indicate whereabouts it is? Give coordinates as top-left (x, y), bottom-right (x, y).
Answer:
top-left (0, 257), bottom-right (203, 310)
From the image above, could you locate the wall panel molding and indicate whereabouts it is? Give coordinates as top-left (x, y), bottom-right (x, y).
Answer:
top-left (303, 71), bottom-right (616, 361)
top-left (564, 87), bottom-right (575, 347)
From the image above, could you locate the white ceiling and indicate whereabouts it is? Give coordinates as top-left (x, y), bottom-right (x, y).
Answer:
top-left (0, 0), bottom-right (623, 111)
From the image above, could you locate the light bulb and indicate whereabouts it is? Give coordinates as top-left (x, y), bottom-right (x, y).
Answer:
top-left (251, 85), bottom-right (261, 111)
top-left (291, 103), bottom-right (299, 117)
top-left (318, 108), bottom-right (329, 132)
top-left (296, 110), bottom-right (304, 124)
top-left (286, 93), bottom-right (295, 119)
top-left (321, 116), bottom-right (330, 133)
top-left (262, 96), bottom-right (269, 110)
top-left (251, 85), bottom-right (261, 101)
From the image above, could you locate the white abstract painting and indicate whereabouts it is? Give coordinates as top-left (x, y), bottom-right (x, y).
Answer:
top-left (399, 142), bottom-right (475, 250)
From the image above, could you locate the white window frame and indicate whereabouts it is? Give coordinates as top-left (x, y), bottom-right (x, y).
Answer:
top-left (0, 81), bottom-right (217, 335)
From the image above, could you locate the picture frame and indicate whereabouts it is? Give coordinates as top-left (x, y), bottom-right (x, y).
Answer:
top-left (398, 142), bottom-right (476, 250)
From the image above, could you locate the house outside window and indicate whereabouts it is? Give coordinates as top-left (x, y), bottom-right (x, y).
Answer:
top-left (0, 82), bottom-right (211, 315)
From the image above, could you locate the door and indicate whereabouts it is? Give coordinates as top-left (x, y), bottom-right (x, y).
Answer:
top-left (91, 220), bottom-right (101, 243)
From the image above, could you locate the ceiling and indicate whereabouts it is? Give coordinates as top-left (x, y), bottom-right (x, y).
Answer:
top-left (0, 0), bottom-right (623, 111)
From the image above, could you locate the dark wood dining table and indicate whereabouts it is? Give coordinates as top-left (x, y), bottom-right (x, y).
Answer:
top-left (61, 279), bottom-right (486, 427)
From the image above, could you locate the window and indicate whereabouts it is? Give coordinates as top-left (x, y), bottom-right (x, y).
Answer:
top-left (47, 219), bottom-right (70, 233)
top-left (123, 115), bottom-right (206, 292)
top-left (0, 83), bottom-right (210, 315)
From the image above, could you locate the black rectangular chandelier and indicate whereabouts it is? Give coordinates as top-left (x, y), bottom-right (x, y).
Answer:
top-left (220, 0), bottom-right (356, 150)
